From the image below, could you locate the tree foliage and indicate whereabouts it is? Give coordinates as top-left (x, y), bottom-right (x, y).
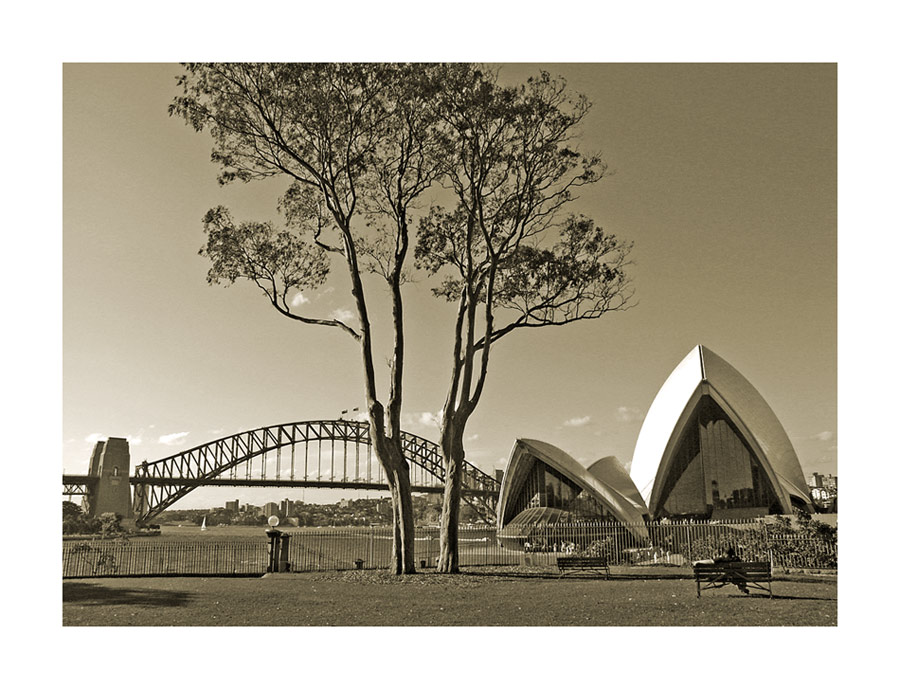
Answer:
top-left (63, 501), bottom-right (100, 535)
top-left (62, 503), bottom-right (128, 537)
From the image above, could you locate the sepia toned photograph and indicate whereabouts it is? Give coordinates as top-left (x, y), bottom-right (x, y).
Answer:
top-left (59, 61), bottom-right (840, 632)
top-left (4, 0), bottom-right (893, 681)
top-left (3, 0), bottom-right (897, 684)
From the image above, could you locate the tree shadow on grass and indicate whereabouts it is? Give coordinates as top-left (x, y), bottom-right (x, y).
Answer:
top-left (462, 569), bottom-right (561, 580)
top-left (754, 593), bottom-right (837, 601)
top-left (463, 569), bottom-right (689, 581)
top-left (701, 590), bottom-right (836, 601)
top-left (63, 582), bottom-right (194, 607)
top-left (460, 571), bottom-right (837, 601)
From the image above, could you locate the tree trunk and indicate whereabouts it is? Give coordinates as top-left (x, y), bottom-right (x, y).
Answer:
top-left (437, 423), bottom-right (465, 573)
top-left (372, 427), bottom-right (416, 574)
top-left (390, 459), bottom-right (417, 574)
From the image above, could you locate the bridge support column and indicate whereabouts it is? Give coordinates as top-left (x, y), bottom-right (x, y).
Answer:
top-left (85, 438), bottom-right (135, 529)
top-left (132, 474), bottom-right (150, 527)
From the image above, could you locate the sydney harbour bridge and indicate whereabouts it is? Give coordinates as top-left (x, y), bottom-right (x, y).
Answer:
top-left (62, 419), bottom-right (501, 526)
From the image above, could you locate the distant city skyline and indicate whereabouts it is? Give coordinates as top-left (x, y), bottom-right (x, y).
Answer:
top-left (62, 63), bottom-right (836, 509)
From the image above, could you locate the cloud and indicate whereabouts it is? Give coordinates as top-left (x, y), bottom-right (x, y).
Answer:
top-left (127, 435), bottom-right (143, 446)
top-left (158, 431), bottom-right (190, 446)
top-left (563, 416), bottom-right (591, 427)
top-left (418, 411), bottom-right (442, 426)
top-left (291, 292), bottom-right (310, 307)
top-left (400, 411), bottom-right (443, 431)
top-left (811, 431), bottom-right (834, 442)
top-left (615, 406), bottom-right (645, 423)
top-left (330, 307), bottom-right (356, 321)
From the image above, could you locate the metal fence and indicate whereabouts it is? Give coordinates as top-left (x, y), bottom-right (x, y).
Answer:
top-left (286, 525), bottom-right (521, 572)
top-left (508, 520), bottom-right (837, 570)
top-left (62, 520), bottom-right (836, 578)
top-left (63, 540), bottom-right (269, 577)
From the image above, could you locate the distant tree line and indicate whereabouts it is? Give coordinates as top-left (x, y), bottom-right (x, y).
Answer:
top-left (152, 496), bottom-right (479, 528)
top-left (63, 496), bottom-right (479, 533)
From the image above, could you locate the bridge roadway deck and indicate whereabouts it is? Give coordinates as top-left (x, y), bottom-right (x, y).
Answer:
top-left (63, 474), bottom-right (498, 497)
top-left (63, 475), bottom-right (98, 484)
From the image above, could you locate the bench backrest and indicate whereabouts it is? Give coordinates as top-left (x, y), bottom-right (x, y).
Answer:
top-left (694, 561), bottom-right (770, 574)
top-left (558, 557), bottom-right (607, 565)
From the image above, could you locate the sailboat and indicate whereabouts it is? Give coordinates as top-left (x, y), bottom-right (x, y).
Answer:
top-left (200, 516), bottom-right (207, 531)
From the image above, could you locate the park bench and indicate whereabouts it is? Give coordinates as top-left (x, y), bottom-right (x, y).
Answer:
top-left (693, 561), bottom-right (772, 598)
top-left (556, 556), bottom-right (610, 579)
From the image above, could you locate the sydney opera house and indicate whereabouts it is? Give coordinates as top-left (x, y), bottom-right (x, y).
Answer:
top-left (496, 345), bottom-right (812, 541)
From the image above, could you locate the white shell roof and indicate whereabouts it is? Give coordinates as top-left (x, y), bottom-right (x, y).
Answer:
top-left (629, 345), bottom-right (812, 516)
top-left (498, 438), bottom-right (649, 539)
top-left (587, 456), bottom-right (648, 515)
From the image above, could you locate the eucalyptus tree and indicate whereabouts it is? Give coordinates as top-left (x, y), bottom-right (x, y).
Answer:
top-left (417, 66), bottom-right (635, 572)
top-left (171, 63), bottom-right (446, 574)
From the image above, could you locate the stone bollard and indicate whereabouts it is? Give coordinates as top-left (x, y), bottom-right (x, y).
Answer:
top-left (278, 532), bottom-right (291, 572)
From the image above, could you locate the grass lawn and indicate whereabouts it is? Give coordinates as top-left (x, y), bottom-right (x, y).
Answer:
top-left (62, 567), bottom-right (836, 626)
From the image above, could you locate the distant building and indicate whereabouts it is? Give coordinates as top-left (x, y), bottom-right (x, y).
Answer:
top-left (811, 472), bottom-right (837, 491)
top-left (263, 502), bottom-right (280, 518)
top-left (280, 498), bottom-right (293, 517)
top-left (810, 487), bottom-right (832, 502)
top-left (630, 345), bottom-right (813, 520)
top-left (808, 473), bottom-right (837, 512)
top-left (225, 499), bottom-right (239, 512)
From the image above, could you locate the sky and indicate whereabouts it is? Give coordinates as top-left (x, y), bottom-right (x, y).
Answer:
top-left (61, 62), bottom-right (837, 509)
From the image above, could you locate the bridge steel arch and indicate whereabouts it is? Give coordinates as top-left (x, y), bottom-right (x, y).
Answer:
top-left (132, 420), bottom-right (499, 526)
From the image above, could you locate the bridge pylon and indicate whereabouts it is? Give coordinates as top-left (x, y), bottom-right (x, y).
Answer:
top-left (83, 438), bottom-right (135, 528)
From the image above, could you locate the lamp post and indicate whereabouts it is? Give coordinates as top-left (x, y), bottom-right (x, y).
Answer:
top-left (266, 515), bottom-right (281, 573)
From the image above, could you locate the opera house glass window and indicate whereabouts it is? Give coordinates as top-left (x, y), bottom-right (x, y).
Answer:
top-left (508, 456), bottom-right (614, 521)
top-left (657, 397), bottom-right (779, 519)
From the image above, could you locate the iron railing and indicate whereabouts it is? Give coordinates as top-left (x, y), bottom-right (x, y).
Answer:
top-left (62, 540), bottom-right (268, 577)
top-left (62, 520), bottom-right (836, 578)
